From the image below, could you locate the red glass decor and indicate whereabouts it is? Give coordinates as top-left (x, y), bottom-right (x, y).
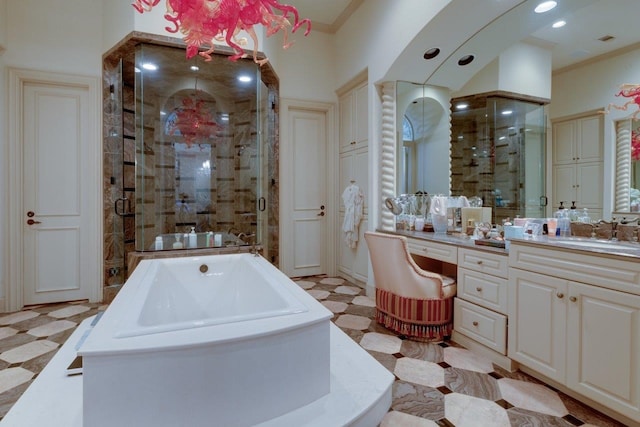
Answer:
top-left (169, 91), bottom-right (218, 146)
top-left (132, 0), bottom-right (311, 65)
top-left (632, 129), bottom-right (640, 161)
top-left (605, 83), bottom-right (640, 119)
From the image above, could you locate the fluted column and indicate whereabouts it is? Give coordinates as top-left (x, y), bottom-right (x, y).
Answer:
top-left (615, 119), bottom-right (631, 212)
top-left (380, 82), bottom-right (397, 231)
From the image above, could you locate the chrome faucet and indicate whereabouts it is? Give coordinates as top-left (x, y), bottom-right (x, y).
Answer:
top-left (599, 219), bottom-right (620, 240)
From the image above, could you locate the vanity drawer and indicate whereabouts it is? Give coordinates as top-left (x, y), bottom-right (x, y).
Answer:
top-left (458, 248), bottom-right (508, 278)
top-left (407, 238), bottom-right (457, 264)
top-left (454, 298), bottom-right (507, 355)
top-left (458, 267), bottom-right (508, 314)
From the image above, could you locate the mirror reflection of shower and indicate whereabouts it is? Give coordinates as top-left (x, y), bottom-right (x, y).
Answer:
top-left (135, 43), bottom-right (266, 252)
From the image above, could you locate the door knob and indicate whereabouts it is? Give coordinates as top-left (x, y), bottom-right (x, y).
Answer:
top-left (27, 211), bottom-right (35, 217)
top-left (27, 219), bottom-right (42, 225)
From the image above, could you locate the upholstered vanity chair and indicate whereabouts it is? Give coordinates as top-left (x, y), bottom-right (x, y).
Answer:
top-left (364, 231), bottom-right (457, 342)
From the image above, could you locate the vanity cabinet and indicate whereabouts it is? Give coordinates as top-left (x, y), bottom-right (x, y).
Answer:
top-left (454, 248), bottom-right (508, 355)
top-left (509, 242), bottom-right (640, 422)
top-left (552, 115), bottom-right (603, 218)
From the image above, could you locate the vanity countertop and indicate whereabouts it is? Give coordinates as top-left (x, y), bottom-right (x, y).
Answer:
top-left (384, 230), bottom-right (640, 260)
top-left (508, 235), bottom-right (640, 260)
top-left (383, 229), bottom-right (508, 254)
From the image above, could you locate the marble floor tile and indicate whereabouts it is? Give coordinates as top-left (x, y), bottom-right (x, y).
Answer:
top-left (294, 280), bottom-right (315, 290)
top-left (392, 380), bottom-right (445, 420)
top-left (507, 406), bottom-right (577, 427)
top-left (381, 410), bottom-right (439, 426)
top-left (48, 305), bottom-right (90, 319)
top-left (445, 367), bottom-right (501, 401)
top-left (443, 346), bottom-right (494, 373)
top-left (0, 328), bottom-right (18, 341)
top-left (360, 332), bottom-right (403, 354)
top-left (351, 295), bottom-right (375, 307)
top-left (394, 357), bottom-right (445, 388)
top-left (445, 392), bottom-right (511, 427)
top-left (498, 377), bottom-right (568, 417)
top-left (320, 300), bottom-right (348, 313)
top-left (27, 320), bottom-right (77, 338)
top-left (334, 314), bottom-right (371, 330)
top-left (334, 285), bottom-right (361, 295)
top-left (319, 277), bottom-right (345, 285)
top-left (0, 340), bottom-right (58, 364)
top-left (399, 340), bottom-right (444, 363)
top-left (0, 311), bottom-right (39, 326)
top-left (0, 368), bottom-right (33, 395)
top-left (306, 289), bottom-right (330, 300)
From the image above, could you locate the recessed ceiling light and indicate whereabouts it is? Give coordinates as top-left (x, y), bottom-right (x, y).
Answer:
top-left (238, 75), bottom-right (252, 83)
top-left (456, 103), bottom-right (469, 110)
top-left (535, 1), bottom-right (557, 13)
top-left (552, 20), bottom-right (566, 28)
top-left (142, 62), bottom-right (158, 71)
top-left (458, 55), bottom-right (474, 66)
top-left (423, 48), bottom-right (441, 60)
top-left (190, 65), bottom-right (200, 71)
top-left (502, 110), bottom-right (513, 116)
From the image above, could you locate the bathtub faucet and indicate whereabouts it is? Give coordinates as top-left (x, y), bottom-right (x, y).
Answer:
top-left (238, 233), bottom-right (258, 256)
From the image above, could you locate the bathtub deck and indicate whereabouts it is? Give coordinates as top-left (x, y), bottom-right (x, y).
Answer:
top-left (1, 315), bottom-right (393, 427)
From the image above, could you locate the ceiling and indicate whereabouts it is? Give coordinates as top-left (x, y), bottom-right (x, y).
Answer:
top-left (286, 0), bottom-right (640, 72)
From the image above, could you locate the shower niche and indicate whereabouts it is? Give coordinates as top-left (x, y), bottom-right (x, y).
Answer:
top-left (102, 34), bottom-right (279, 294)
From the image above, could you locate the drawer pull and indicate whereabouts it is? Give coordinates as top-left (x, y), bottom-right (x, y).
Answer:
top-left (423, 248), bottom-right (428, 252)
top-left (556, 292), bottom-right (564, 299)
top-left (472, 321), bottom-right (479, 326)
top-left (476, 287), bottom-right (483, 292)
top-left (569, 296), bottom-right (577, 302)
top-left (476, 260), bottom-right (483, 265)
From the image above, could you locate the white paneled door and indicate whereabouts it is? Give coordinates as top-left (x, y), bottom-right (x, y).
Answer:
top-left (8, 69), bottom-right (100, 309)
top-left (281, 101), bottom-right (333, 277)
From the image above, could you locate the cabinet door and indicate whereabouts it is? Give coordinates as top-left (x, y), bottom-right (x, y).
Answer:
top-left (567, 282), bottom-right (640, 421)
top-left (576, 162), bottom-right (603, 209)
top-left (339, 92), bottom-right (354, 151)
top-left (508, 268), bottom-right (567, 382)
top-left (577, 116), bottom-right (603, 163)
top-left (553, 164), bottom-right (576, 208)
top-left (337, 211), bottom-right (355, 276)
top-left (553, 120), bottom-right (576, 164)
top-left (354, 82), bottom-right (368, 148)
top-left (353, 218), bottom-right (369, 282)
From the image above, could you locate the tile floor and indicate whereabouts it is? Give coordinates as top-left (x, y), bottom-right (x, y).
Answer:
top-left (0, 277), bottom-right (628, 426)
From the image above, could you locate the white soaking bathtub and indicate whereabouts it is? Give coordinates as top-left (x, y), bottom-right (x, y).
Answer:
top-left (80, 254), bottom-right (333, 427)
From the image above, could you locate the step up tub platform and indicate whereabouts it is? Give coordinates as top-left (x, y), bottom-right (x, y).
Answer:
top-left (2, 254), bottom-right (393, 427)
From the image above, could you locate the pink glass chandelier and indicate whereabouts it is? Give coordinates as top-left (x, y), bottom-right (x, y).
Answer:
top-left (132, 0), bottom-right (311, 65)
top-left (169, 90), bottom-right (218, 146)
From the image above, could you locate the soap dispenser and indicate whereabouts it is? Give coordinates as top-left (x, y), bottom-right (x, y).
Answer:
top-left (569, 201), bottom-right (579, 221)
top-left (189, 227), bottom-right (197, 248)
top-left (173, 233), bottom-right (183, 249)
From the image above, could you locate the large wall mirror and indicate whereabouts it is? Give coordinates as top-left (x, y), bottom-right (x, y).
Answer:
top-left (391, 0), bottom-right (640, 223)
top-left (615, 118), bottom-right (640, 212)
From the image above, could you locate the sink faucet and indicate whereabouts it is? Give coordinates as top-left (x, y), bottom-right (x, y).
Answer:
top-left (599, 219), bottom-right (619, 240)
